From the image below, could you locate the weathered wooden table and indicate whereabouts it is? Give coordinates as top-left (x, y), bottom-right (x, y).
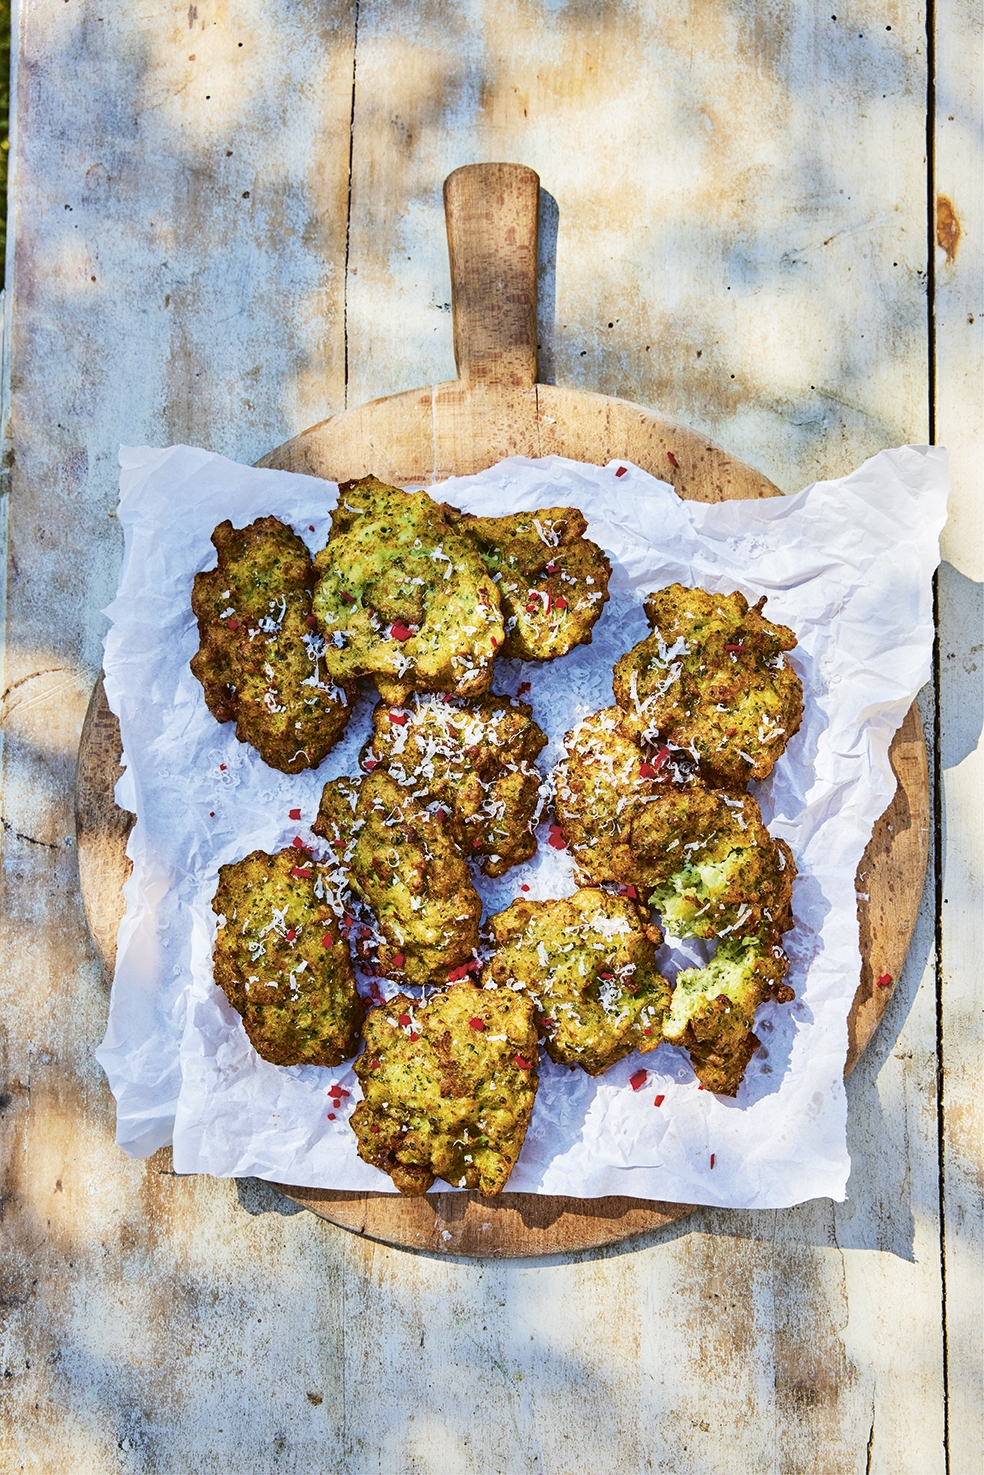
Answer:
top-left (1, 4), bottom-right (980, 1471)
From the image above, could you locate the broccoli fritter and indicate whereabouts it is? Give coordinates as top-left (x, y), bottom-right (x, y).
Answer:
top-left (313, 770), bottom-right (482, 988)
top-left (360, 693), bottom-right (547, 877)
top-left (311, 476), bottom-right (504, 702)
top-left (211, 847), bottom-right (363, 1068)
top-left (484, 889), bottom-right (671, 1075)
top-left (554, 708), bottom-right (794, 941)
top-left (631, 787), bottom-right (795, 942)
top-left (663, 934), bottom-right (795, 1095)
top-left (351, 981), bottom-right (539, 1195)
top-left (445, 505), bottom-right (611, 661)
top-left (612, 583), bottom-right (802, 785)
top-left (552, 706), bottom-right (696, 886)
top-left (191, 517), bottom-right (354, 773)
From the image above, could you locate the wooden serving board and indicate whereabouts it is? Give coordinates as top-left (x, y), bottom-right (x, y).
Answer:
top-left (76, 163), bottom-right (930, 1258)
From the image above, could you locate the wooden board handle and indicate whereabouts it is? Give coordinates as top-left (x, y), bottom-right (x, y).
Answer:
top-left (444, 162), bottom-right (540, 388)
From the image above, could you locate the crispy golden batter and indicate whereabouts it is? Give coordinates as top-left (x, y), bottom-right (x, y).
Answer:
top-left (446, 506), bottom-right (611, 661)
top-left (313, 770), bottom-right (482, 988)
top-left (191, 517), bottom-right (354, 773)
top-left (554, 707), bottom-right (794, 940)
top-left (360, 693), bottom-right (547, 877)
top-left (311, 476), bottom-right (504, 702)
top-left (352, 981), bottom-right (539, 1195)
top-left (484, 889), bottom-right (671, 1075)
top-left (552, 704), bottom-right (797, 1092)
top-left (211, 847), bottom-right (363, 1068)
top-left (612, 583), bottom-right (802, 785)
top-left (663, 934), bottom-right (795, 1095)
top-left (630, 788), bottom-right (795, 942)
top-left (552, 706), bottom-right (696, 886)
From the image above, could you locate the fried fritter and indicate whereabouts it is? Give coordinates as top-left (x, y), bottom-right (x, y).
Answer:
top-left (484, 889), bottom-right (671, 1075)
top-left (663, 933), bottom-right (795, 1095)
top-left (191, 516), bottom-right (354, 773)
top-left (351, 981), bottom-right (539, 1195)
top-left (630, 787), bottom-right (795, 942)
top-left (612, 583), bottom-right (802, 785)
top-left (311, 476), bottom-right (504, 702)
top-left (211, 847), bottom-right (363, 1068)
top-left (313, 770), bottom-right (482, 988)
top-left (360, 693), bottom-right (547, 877)
top-left (445, 506), bottom-right (611, 661)
top-left (552, 706), bottom-right (696, 886)
top-left (554, 708), bottom-right (794, 940)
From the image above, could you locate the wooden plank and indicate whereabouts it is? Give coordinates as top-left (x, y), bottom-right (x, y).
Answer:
top-left (0, 0), bottom-right (955, 1470)
top-left (934, 0), bottom-right (984, 1467)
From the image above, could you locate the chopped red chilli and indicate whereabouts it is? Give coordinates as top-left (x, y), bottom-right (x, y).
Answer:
top-left (547, 823), bottom-right (567, 850)
top-left (667, 451), bottom-right (680, 468)
top-left (876, 973), bottom-right (893, 988)
top-left (619, 884), bottom-right (638, 900)
top-left (520, 884), bottom-right (530, 892)
top-left (615, 465), bottom-right (627, 477)
top-left (517, 682), bottom-right (531, 696)
top-left (340, 591), bottom-right (355, 605)
top-left (289, 808), bottom-right (302, 821)
top-left (285, 929), bottom-right (296, 942)
top-left (514, 1055), bottom-right (533, 1069)
top-left (629, 1069), bottom-right (647, 1091)
top-left (553, 595), bottom-right (568, 610)
top-left (639, 762), bottom-right (657, 779)
top-left (292, 836), bottom-right (306, 849)
top-left (390, 620), bottom-right (413, 641)
top-left (710, 1153), bottom-right (716, 1169)
top-left (409, 1032), bottom-right (419, 1042)
top-left (389, 712), bottom-right (407, 725)
top-left (725, 643), bottom-right (745, 652)
top-left (290, 866), bottom-right (312, 880)
top-left (654, 1094), bottom-right (665, 1108)
top-left (391, 954), bottom-right (405, 968)
top-left (363, 757), bottom-right (378, 769)
top-left (306, 614), bottom-right (317, 628)
top-left (226, 618), bottom-right (239, 630)
top-left (469, 1017), bottom-right (485, 1031)
top-left (398, 1013), bottom-right (412, 1027)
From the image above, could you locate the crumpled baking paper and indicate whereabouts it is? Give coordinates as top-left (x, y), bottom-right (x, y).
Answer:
top-left (96, 443), bottom-right (947, 1208)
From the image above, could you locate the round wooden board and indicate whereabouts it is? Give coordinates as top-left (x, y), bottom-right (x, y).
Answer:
top-left (77, 164), bottom-right (931, 1257)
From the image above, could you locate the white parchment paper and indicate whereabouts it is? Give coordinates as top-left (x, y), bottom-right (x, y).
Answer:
top-left (96, 444), bottom-right (947, 1208)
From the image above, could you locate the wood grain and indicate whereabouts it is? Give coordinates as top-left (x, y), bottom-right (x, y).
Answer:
top-left (4, 3), bottom-right (964, 1469)
top-left (76, 165), bottom-right (930, 1258)
top-left (934, 2), bottom-right (984, 1462)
